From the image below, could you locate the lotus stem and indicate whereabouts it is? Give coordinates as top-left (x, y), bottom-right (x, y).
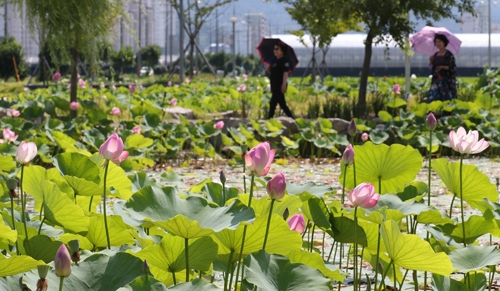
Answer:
top-left (378, 260), bottom-right (394, 291)
top-left (309, 224), bottom-right (316, 252)
top-left (262, 199), bottom-right (276, 250)
top-left (88, 196), bottom-right (94, 212)
top-left (38, 217), bottom-right (45, 235)
top-left (185, 238), bottom-right (190, 282)
top-left (10, 195), bottom-right (19, 254)
top-left (224, 250), bottom-right (235, 291)
top-left (340, 163), bottom-right (348, 270)
top-left (221, 181), bottom-right (226, 206)
top-left (459, 155), bottom-right (466, 247)
top-left (172, 271), bottom-right (177, 285)
top-left (103, 162), bottom-right (111, 249)
top-left (234, 174), bottom-right (255, 291)
top-left (449, 194), bottom-right (456, 218)
top-left (58, 277), bottom-right (64, 291)
top-left (353, 206), bottom-right (359, 291)
top-left (20, 165), bottom-right (29, 242)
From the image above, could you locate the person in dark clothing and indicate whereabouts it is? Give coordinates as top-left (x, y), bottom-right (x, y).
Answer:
top-left (427, 34), bottom-right (457, 103)
top-left (267, 41), bottom-right (294, 119)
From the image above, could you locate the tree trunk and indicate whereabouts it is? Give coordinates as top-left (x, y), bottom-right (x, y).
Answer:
top-left (311, 43), bottom-right (317, 84)
top-left (70, 48), bottom-right (79, 118)
top-left (357, 32), bottom-right (374, 118)
top-left (189, 38), bottom-right (195, 77)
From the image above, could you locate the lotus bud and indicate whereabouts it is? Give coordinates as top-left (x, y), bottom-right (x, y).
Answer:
top-left (283, 208), bottom-right (290, 221)
top-left (347, 120), bottom-right (357, 137)
top-left (341, 144), bottom-right (354, 166)
top-left (143, 260), bottom-right (150, 274)
top-left (266, 172), bottom-right (286, 200)
top-left (54, 244), bottom-right (72, 277)
top-left (287, 214), bottom-right (306, 234)
top-left (52, 72), bottom-right (61, 82)
top-left (361, 132), bottom-right (369, 142)
top-left (16, 141), bottom-right (38, 164)
top-left (213, 121), bottom-right (224, 130)
top-left (111, 107), bottom-right (121, 115)
top-left (244, 142), bottom-right (276, 177)
top-left (220, 171), bottom-right (226, 185)
top-left (392, 84), bottom-right (401, 94)
top-left (345, 183), bottom-right (380, 209)
top-left (426, 113), bottom-right (437, 131)
top-left (132, 126), bottom-right (141, 135)
top-left (69, 102), bottom-right (79, 111)
top-left (99, 133), bottom-right (129, 164)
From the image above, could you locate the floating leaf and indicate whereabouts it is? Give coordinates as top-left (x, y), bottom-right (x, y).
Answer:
top-left (340, 142), bottom-right (422, 194)
top-left (244, 250), bottom-right (332, 290)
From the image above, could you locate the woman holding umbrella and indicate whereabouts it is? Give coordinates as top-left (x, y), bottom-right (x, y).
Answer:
top-left (266, 41), bottom-right (295, 119)
top-left (427, 34), bottom-right (457, 103)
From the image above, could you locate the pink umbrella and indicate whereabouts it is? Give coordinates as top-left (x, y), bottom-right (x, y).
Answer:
top-left (409, 26), bottom-right (462, 56)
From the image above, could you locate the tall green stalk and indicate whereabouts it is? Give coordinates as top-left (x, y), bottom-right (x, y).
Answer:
top-left (58, 277), bottom-right (64, 291)
top-left (185, 238), bottom-right (190, 282)
top-left (424, 129), bottom-right (433, 291)
top-left (459, 155), bottom-right (466, 247)
top-left (262, 199), bottom-right (276, 250)
top-left (102, 162), bottom-right (111, 249)
top-left (20, 165), bottom-right (29, 241)
top-left (353, 207), bottom-right (359, 291)
top-left (339, 164), bottom-right (348, 271)
top-left (10, 195), bottom-right (19, 254)
top-left (234, 174), bottom-right (255, 290)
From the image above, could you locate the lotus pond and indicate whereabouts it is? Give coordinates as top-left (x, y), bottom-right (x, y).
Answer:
top-left (1, 76), bottom-right (500, 291)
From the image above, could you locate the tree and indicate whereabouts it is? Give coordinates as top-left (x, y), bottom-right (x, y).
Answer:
top-left (167, 0), bottom-right (235, 77)
top-left (0, 36), bottom-right (26, 81)
top-left (140, 44), bottom-right (162, 70)
top-left (12, 0), bottom-right (123, 109)
top-left (283, 0), bottom-right (361, 83)
top-left (332, 0), bottom-right (475, 117)
top-left (110, 46), bottom-right (135, 80)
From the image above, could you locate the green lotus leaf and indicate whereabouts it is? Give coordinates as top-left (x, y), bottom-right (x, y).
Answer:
top-left (201, 182), bottom-right (240, 207)
top-left (59, 233), bottom-right (94, 251)
top-left (378, 110), bottom-right (393, 122)
top-left (438, 215), bottom-right (496, 244)
top-left (129, 172), bottom-right (158, 192)
top-left (53, 152), bottom-right (100, 184)
top-left (287, 181), bottom-right (334, 198)
top-left (122, 186), bottom-right (254, 239)
top-left (287, 250), bottom-right (343, 281)
top-left (251, 194), bottom-right (302, 218)
top-left (42, 180), bottom-right (89, 234)
top-left (166, 279), bottom-right (219, 290)
top-left (64, 176), bottom-right (102, 196)
top-left (135, 235), bottom-right (218, 275)
top-left (358, 219), bottom-right (386, 254)
top-left (50, 130), bottom-right (80, 152)
top-left (0, 253), bottom-right (44, 277)
top-left (86, 214), bottom-right (134, 248)
top-left (24, 235), bottom-right (62, 263)
top-left (417, 209), bottom-right (453, 225)
top-left (386, 98), bottom-right (407, 108)
top-left (331, 215), bottom-right (367, 245)
top-left (363, 248), bottom-right (402, 283)
top-left (126, 134), bottom-right (154, 149)
top-left (368, 130), bottom-right (389, 144)
top-left (90, 154), bottom-right (133, 200)
top-left (213, 214), bottom-right (303, 263)
top-left (381, 220), bottom-right (452, 276)
top-left (301, 196), bottom-right (331, 229)
top-left (20, 165), bottom-right (47, 202)
top-left (432, 274), bottom-right (469, 291)
top-left (449, 244), bottom-right (500, 273)
top-left (244, 250), bottom-right (332, 291)
top-left (432, 158), bottom-right (498, 206)
top-left (0, 155), bottom-right (15, 173)
top-left (366, 194), bottom-right (429, 222)
top-left (117, 275), bottom-right (169, 291)
top-left (340, 142), bottom-right (422, 194)
top-left (0, 217), bottom-right (17, 243)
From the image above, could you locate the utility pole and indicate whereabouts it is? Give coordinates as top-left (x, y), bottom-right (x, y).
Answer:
top-left (215, 9), bottom-right (219, 53)
top-left (4, 0), bottom-right (8, 37)
top-left (246, 14), bottom-right (250, 56)
top-left (179, 0), bottom-right (184, 84)
top-left (165, 2), bottom-right (168, 66)
top-left (169, 3), bottom-right (173, 65)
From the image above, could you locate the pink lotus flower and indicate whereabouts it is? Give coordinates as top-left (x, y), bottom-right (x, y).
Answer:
top-left (16, 141), bottom-right (37, 164)
top-left (52, 72), bottom-right (61, 82)
top-left (129, 84), bottom-right (136, 94)
top-left (78, 79), bottom-right (86, 88)
top-left (3, 128), bottom-right (18, 143)
top-left (345, 183), bottom-right (380, 209)
top-left (242, 74), bottom-right (248, 80)
top-left (449, 126), bottom-right (489, 154)
top-left (266, 172), bottom-right (286, 200)
top-left (347, 120), bottom-right (356, 137)
top-left (426, 113), bottom-right (437, 131)
top-left (238, 84), bottom-right (247, 92)
top-left (342, 144), bottom-right (354, 166)
top-left (9, 109), bottom-right (20, 117)
top-left (99, 133), bottom-right (129, 164)
top-left (185, 77), bottom-right (190, 84)
top-left (69, 102), bottom-right (79, 111)
top-left (168, 81), bottom-right (172, 87)
top-left (361, 132), bottom-right (369, 142)
top-left (213, 121), bottom-right (224, 130)
top-left (111, 84), bottom-right (117, 90)
top-left (111, 107), bottom-right (121, 115)
top-left (392, 84), bottom-right (401, 94)
top-left (24, 87), bottom-right (29, 92)
top-left (175, 84), bottom-right (179, 88)
top-left (0, 139), bottom-right (4, 144)
top-left (244, 142), bottom-right (276, 176)
top-left (170, 98), bottom-right (177, 106)
top-left (54, 244), bottom-right (72, 278)
top-left (287, 214), bottom-right (305, 234)
top-left (132, 126), bottom-right (141, 134)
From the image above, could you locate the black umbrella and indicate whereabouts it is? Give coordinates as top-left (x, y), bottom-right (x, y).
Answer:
top-left (256, 38), bottom-right (299, 73)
